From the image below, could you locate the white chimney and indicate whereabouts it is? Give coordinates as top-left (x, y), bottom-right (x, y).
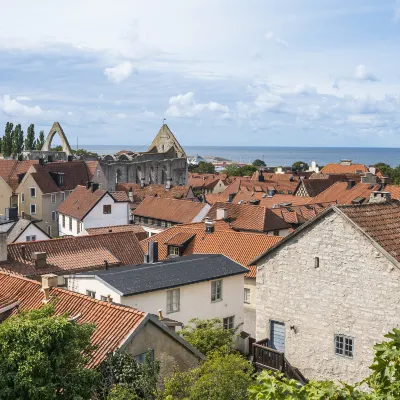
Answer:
top-left (0, 232), bottom-right (7, 263)
top-left (140, 177), bottom-right (145, 188)
top-left (41, 273), bottom-right (58, 302)
top-left (128, 187), bottom-right (133, 202)
top-left (216, 208), bottom-right (227, 220)
top-left (276, 167), bottom-right (283, 174)
top-left (166, 177), bottom-right (172, 190)
top-left (369, 191), bottom-right (391, 204)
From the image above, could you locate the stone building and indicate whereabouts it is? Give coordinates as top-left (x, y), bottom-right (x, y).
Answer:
top-left (252, 198), bottom-right (400, 384)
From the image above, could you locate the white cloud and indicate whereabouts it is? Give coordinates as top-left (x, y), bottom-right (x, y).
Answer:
top-left (166, 92), bottom-right (229, 118)
top-left (116, 113), bottom-right (128, 118)
top-left (264, 31), bottom-right (288, 48)
top-left (104, 61), bottom-right (136, 83)
top-left (354, 64), bottom-right (379, 82)
top-left (254, 92), bottom-right (283, 111)
top-left (293, 84), bottom-right (318, 95)
top-left (16, 96), bottom-right (31, 101)
top-left (0, 95), bottom-right (42, 117)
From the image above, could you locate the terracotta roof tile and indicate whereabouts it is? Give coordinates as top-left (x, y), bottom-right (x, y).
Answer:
top-left (117, 183), bottom-right (192, 202)
top-left (164, 232), bottom-right (196, 246)
top-left (133, 197), bottom-right (207, 224)
top-left (85, 161), bottom-right (100, 179)
top-left (320, 163), bottom-right (369, 174)
top-left (0, 160), bottom-right (40, 192)
top-left (110, 191), bottom-right (129, 202)
top-left (232, 192), bottom-right (313, 208)
top-left (0, 272), bottom-right (145, 367)
top-left (86, 225), bottom-right (147, 241)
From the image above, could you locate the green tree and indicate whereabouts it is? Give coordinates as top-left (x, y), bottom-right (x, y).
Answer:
top-left (179, 318), bottom-right (235, 356)
top-left (95, 350), bottom-right (159, 400)
top-left (0, 136), bottom-right (2, 153)
top-left (25, 123), bottom-right (36, 150)
top-left (2, 122), bottom-right (13, 157)
top-left (192, 161), bottom-right (216, 174)
top-left (35, 129), bottom-right (45, 150)
top-left (223, 164), bottom-right (257, 177)
top-left (51, 145), bottom-right (63, 151)
top-left (252, 159), bottom-right (266, 167)
top-left (163, 352), bottom-right (253, 400)
top-left (292, 161), bottom-right (309, 171)
top-left (73, 148), bottom-right (99, 157)
top-left (0, 304), bottom-right (98, 400)
top-left (12, 124), bottom-right (24, 154)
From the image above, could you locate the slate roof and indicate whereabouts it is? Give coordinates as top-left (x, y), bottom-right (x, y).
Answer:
top-left (0, 272), bottom-right (145, 368)
top-left (140, 223), bottom-right (283, 278)
top-left (77, 254), bottom-right (248, 296)
top-left (206, 202), bottom-right (290, 232)
top-left (6, 219), bottom-right (49, 243)
top-left (133, 197), bottom-right (208, 224)
top-left (4, 231), bottom-right (144, 277)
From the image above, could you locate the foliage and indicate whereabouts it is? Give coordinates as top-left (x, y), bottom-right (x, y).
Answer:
top-left (25, 123), bottom-right (36, 151)
top-left (12, 124), bottom-right (24, 154)
top-left (163, 352), bottom-right (253, 400)
top-left (72, 148), bottom-right (99, 157)
top-left (0, 303), bottom-right (98, 400)
top-left (190, 161), bottom-right (216, 174)
top-left (178, 318), bottom-right (235, 356)
top-left (292, 161), bottom-right (309, 171)
top-left (253, 159), bottom-right (266, 167)
top-left (35, 129), bottom-right (45, 150)
top-left (51, 145), bottom-right (63, 151)
top-left (2, 122), bottom-right (13, 157)
top-left (374, 162), bottom-right (400, 185)
top-left (95, 350), bottom-right (160, 400)
top-left (223, 164), bottom-right (257, 177)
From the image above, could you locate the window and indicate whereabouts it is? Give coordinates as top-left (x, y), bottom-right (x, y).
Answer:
top-left (167, 289), bottom-right (180, 313)
top-left (97, 169), bottom-right (101, 178)
top-left (244, 288), bottom-right (251, 304)
top-left (148, 218), bottom-right (153, 225)
top-left (30, 204), bottom-right (36, 215)
top-left (156, 219), bottom-right (161, 227)
top-left (223, 316), bottom-right (235, 330)
top-left (134, 350), bottom-right (154, 364)
top-left (58, 174), bottom-right (64, 186)
top-left (26, 235), bottom-right (36, 242)
top-left (69, 217), bottom-right (72, 231)
top-left (273, 230), bottom-right (280, 236)
top-left (62, 215), bottom-right (65, 228)
top-left (21, 193), bottom-right (25, 203)
top-left (86, 290), bottom-right (96, 298)
top-left (335, 335), bottom-right (354, 358)
top-left (60, 192), bottom-right (65, 202)
top-left (30, 187), bottom-right (36, 197)
top-left (167, 222), bottom-right (172, 228)
top-left (103, 205), bottom-right (112, 214)
top-left (77, 221), bottom-right (81, 234)
top-left (51, 193), bottom-right (56, 204)
top-left (168, 246), bottom-right (180, 256)
top-left (143, 217), bottom-right (149, 224)
top-left (101, 295), bottom-right (113, 302)
top-left (211, 280), bottom-right (222, 302)
top-left (98, 183), bottom-right (103, 189)
top-left (51, 211), bottom-right (56, 221)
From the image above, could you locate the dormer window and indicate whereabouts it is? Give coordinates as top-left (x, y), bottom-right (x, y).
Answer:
top-left (168, 246), bottom-right (180, 257)
top-left (58, 173), bottom-right (65, 186)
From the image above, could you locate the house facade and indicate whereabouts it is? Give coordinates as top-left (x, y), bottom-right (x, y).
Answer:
top-left (253, 201), bottom-right (400, 384)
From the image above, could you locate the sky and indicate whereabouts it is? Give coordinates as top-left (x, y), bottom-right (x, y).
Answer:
top-left (1, 0), bottom-right (400, 147)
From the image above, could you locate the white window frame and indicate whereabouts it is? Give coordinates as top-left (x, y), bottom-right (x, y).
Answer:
top-left (169, 246), bottom-right (180, 256)
top-left (30, 204), bottom-right (36, 215)
top-left (69, 217), bottom-right (72, 231)
top-left (60, 192), bottom-right (65, 202)
top-left (51, 210), bottom-right (56, 221)
top-left (335, 334), bottom-right (354, 358)
top-left (26, 235), bottom-right (36, 242)
top-left (86, 290), bottom-right (96, 298)
top-left (30, 187), bottom-right (36, 198)
top-left (77, 221), bottom-right (81, 234)
top-left (51, 193), bottom-right (56, 204)
top-left (211, 279), bottom-right (223, 302)
top-left (244, 288), bottom-right (251, 304)
top-left (223, 316), bottom-right (235, 330)
top-left (62, 215), bottom-right (65, 228)
top-left (21, 193), bottom-right (25, 203)
top-left (166, 288), bottom-right (180, 313)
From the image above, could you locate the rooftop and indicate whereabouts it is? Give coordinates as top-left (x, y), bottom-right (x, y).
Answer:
top-left (0, 160), bottom-right (39, 192)
top-left (320, 163), bottom-right (369, 175)
top-left (76, 254), bottom-right (248, 296)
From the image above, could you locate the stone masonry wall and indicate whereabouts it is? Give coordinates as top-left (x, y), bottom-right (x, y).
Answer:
top-left (256, 211), bottom-right (400, 384)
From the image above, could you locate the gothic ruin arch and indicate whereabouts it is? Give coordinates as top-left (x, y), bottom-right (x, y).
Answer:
top-left (41, 122), bottom-right (73, 155)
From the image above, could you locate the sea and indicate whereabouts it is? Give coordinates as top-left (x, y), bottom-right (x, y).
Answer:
top-left (80, 145), bottom-right (400, 167)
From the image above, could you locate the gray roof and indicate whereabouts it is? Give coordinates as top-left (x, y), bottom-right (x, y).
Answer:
top-left (7, 219), bottom-right (32, 243)
top-left (76, 254), bottom-right (248, 296)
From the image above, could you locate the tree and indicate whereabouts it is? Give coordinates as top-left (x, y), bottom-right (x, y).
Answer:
top-left (191, 161), bottom-right (216, 174)
top-left (163, 352), bottom-right (253, 400)
top-left (252, 159), bottom-right (266, 167)
top-left (292, 161), bottom-right (309, 172)
top-left (223, 164), bottom-right (257, 177)
top-left (0, 304), bottom-right (98, 400)
top-left (95, 350), bottom-right (159, 400)
top-left (2, 122), bottom-right (13, 157)
top-left (179, 318), bottom-right (235, 356)
top-left (35, 129), bottom-right (45, 150)
top-left (25, 123), bottom-right (36, 150)
top-left (51, 145), bottom-right (63, 151)
top-left (12, 124), bottom-right (24, 154)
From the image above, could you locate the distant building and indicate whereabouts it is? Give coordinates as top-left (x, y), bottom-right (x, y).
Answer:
top-left (320, 160), bottom-right (369, 175)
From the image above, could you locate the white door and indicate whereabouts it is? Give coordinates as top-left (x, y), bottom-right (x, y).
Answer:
top-left (270, 321), bottom-right (285, 352)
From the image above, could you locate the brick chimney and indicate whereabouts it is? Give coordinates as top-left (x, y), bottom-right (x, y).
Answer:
top-left (216, 208), bottom-right (227, 220)
top-left (0, 233), bottom-right (7, 263)
top-left (41, 273), bottom-right (58, 302)
top-left (369, 191), bottom-right (391, 204)
top-left (32, 252), bottom-right (47, 268)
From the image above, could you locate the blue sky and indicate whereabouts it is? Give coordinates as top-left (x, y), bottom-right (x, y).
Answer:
top-left (1, 0), bottom-right (400, 147)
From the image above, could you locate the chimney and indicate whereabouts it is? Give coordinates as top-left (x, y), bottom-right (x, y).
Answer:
top-left (258, 171), bottom-right (265, 182)
top-left (21, 245), bottom-right (26, 260)
top-left (104, 260), bottom-right (109, 270)
top-left (128, 187), bottom-right (133, 202)
top-left (0, 233), bottom-right (7, 263)
top-left (39, 158), bottom-right (45, 166)
top-left (91, 183), bottom-right (99, 192)
top-left (86, 181), bottom-right (93, 190)
top-left (47, 155), bottom-right (54, 163)
top-left (147, 241), bottom-right (159, 263)
top-left (361, 172), bottom-right (378, 185)
top-left (346, 180), bottom-right (356, 190)
top-left (107, 295), bottom-right (112, 303)
top-left (369, 191), bottom-right (391, 204)
top-left (340, 159), bottom-right (352, 166)
top-left (216, 208), bottom-right (227, 220)
top-left (32, 252), bottom-right (47, 268)
top-left (158, 309), bottom-right (164, 320)
top-left (166, 177), bottom-right (172, 190)
top-left (205, 218), bottom-right (215, 233)
top-left (140, 177), bottom-right (145, 188)
top-left (41, 273), bottom-right (58, 303)
top-left (381, 176), bottom-right (390, 186)
top-left (21, 211), bottom-right (25, 219)
top-left (67, 155), bottom-right (73, 162)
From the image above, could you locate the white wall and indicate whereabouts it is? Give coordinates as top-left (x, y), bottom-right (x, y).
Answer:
top-left (266, 228), bottom-right (291, 237)
top-left (14, 223), bottom-right (49, 243)
top-left (67, 274), bottom-right (245, 329)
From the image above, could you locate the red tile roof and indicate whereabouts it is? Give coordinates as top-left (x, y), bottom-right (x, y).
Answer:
top-left (85, 161), bottom-right (100, 179)
top-left (320, 163), bottom-right (369, 174)
top-left (0, 272), bottom-right (145, 367)
top-left (0, 160), bottom-right (40, 192)
top-left (4, 231), bottom-right (144, 277)
top-left (86, 225), bottom-right (147, 241)
top-left (206, 202), bottom-right (290, 233)
top-left (141, 224), bottom-right (283, 278)
top-left (133, 197), bottom-right (208, 224)
top-left (117, 183), bottom-right (192, 202)
top-left (271, 202), bottom-right (332, 225)
top-left (232, 192), bottom-right (313, 208)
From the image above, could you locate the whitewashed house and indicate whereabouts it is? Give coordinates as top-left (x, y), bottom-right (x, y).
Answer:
top-left (57, 183), bottom-right (130, 236)
top-left (252, 198), bottom-right (400, 384)
top-left (67, 249), bottom-right (247, 331)
top-left (7, 219), bottom-right (50, 243)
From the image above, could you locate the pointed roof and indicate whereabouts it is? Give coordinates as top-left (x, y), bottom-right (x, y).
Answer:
top-left (147, 124), bottom-right (186, 158)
